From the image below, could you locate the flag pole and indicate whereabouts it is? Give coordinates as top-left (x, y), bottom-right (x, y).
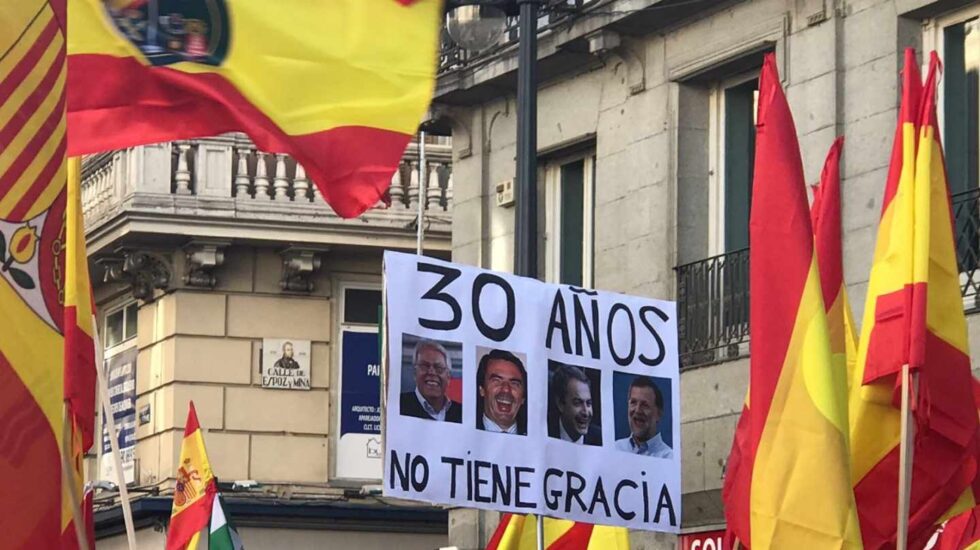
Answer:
top-left (896, 364), bottom-right (918, 550)
top-left (96, 335), bottom-right (138, 550)
top-left (416, 130), bottom-right (427, 255)
top-left (61, 405), bottom-right (91, 550)
top-left (536, 514), bottom-right (544, 550)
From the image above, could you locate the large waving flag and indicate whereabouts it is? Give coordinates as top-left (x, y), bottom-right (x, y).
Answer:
top-left (811, 137), bottom-right (858, 386)
top-left (0, 0), bottom-right (95, 546)
top-left (721, 53), bottom-right (862, 549)
top-left (486, 514), bottom-right (629, 550)
top-left (67, 0), bottom-right (442, 218)
top-left (850, 49), bottom-right (979, 549)
top-left (167, 402), bottom-right (217, 550)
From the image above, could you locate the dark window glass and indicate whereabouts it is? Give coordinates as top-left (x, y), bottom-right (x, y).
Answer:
top-left (105, 309), bottom-right (124, 349)
top-left (124, 302), bottom-right (138, 340)
top-left (559, 159), bottom-right (585, 286)
top-left (344, 288), bottom-right (382, 324)
top-left (724, 79), bottom-right (759, 252)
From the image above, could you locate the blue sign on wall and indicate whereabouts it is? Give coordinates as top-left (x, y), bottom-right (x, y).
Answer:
top-left (340, 330), bottom-right (381, 436)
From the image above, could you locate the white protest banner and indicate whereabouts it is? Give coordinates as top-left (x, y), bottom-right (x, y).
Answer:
top-left (382, 251), bottom-right (680, 532)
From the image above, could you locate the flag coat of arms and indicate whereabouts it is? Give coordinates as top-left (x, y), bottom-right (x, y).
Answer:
top-left (67, 0), bottom-right (442, 217)
top-left (0, 1), bottom-right (97, 547)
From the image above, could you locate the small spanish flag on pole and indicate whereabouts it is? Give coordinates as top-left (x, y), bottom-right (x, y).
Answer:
top-left (167, 402), bottom-right (217, 550)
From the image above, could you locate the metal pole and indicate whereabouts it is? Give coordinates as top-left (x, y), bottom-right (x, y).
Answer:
top-left (96, 336), bottom-right (138, 550)
top-left (514, 0), bottom-right (540, 278)
top-left (417, 131), bottom-right (427, 255)
top-left (896, 365), bottom-right (918, 550)
top-left (536, 514), bottom-right (545, 550)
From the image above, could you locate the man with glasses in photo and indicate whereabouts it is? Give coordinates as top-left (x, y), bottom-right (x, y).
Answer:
top-left (400, 339), bottom-right (462, 423)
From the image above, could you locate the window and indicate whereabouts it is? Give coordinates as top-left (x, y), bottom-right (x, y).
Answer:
top-left (104, 302), bottom-right (138, 350)
top-left (343, 287), bottom-right (382, 325)
top-left (708, 74), bottom-right (759, 255)
top-left (545, 154), bottom-right (595, 287)
top-left (925, 8), bottom-right (980, 303)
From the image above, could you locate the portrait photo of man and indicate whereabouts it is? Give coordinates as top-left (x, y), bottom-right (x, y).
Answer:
top-left (547, 362), bottom-right (601, 446)
top-left (399, 338), bottom-right (462, 423)
top-left (614, 375), bottom-right (672, 458)
top-left (273, 341), bottom-right (301, 370)
top-left (475, 349), bottom-right (527, 435)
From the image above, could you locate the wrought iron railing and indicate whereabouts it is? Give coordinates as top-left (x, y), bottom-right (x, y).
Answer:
top-left (953, 188), bottom-right (980, 310)
top-left (674, 188), bottom-right (980, 369)
top-left (675, 248), bottom-right (750, 369)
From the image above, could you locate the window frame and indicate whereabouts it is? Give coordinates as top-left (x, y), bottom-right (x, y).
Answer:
top-left (102, 300), bottom-right (139, 358)
top-left (544, 152), bottom-right (596, 288)
top-left (333, 281), bottom-right (383, 481)
top-left (707, 70), bottom-right (760, 256)
top-left (923, 5), bottom-right (980, 149)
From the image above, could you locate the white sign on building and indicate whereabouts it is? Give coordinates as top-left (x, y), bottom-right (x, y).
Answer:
top-left (262, 338), bottom-right (311, 390)
top-left (382, 251), bottom-right (681, 532)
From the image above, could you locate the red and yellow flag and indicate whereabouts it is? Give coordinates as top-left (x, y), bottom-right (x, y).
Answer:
top-left (721, 53), bottom-right (862, 549)
top-left (486, 514), bottom-right (629, 550)
top-left (167, 401), bottom-right (217, 550)
top-left (66, 0), bottom-right (441, 218)
top-left (850, 49), bottom-right (980, 549)
top-left (811, 136), bottom-right (858, 382)
top-left (0, 0), bottom-right (96, 546)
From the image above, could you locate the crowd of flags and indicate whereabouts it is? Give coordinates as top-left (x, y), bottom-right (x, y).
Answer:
top-left (2, 0), bottom-right (980, 549)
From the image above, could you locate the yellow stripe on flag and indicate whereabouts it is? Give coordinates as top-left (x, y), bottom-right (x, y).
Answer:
top-left (751, 258), bottom-right (862, 549)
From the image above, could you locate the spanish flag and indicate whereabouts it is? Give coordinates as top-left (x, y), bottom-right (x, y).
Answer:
top-left (167, 402), bottom-right (217, 550)
top-left (811, 137), bottom-right (858, 387)
top-left (67, 0), bottom-right (442, 218)
top-left (850, 50), bottom-right (980, 549)
top-left (1, 0), bottom-right (96, 547)
top-left (486, 514), bottom-right (630, 550)
top-left (721, 54), bottom-right (862, 549)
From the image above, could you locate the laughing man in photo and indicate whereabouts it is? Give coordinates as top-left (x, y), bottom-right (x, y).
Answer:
top-left (476, 349), bottom-right (527, 435)
top-left (615, 376), bottom-right (672, 458)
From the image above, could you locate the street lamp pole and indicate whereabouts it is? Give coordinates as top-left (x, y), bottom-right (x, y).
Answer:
top-left (514, 0), bottom-right (539, 279)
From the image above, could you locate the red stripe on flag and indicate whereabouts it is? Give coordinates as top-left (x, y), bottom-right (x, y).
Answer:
top-left (0, 17), bottom-right (59, 106)
top-left (185, 401), bottom-right (202, 436)
top-left (549, 522), bottom-right (596, 550)
top-left (166, 482), bottom-right (216, 550)
top-left (0, 351), bottom-right (62, 548)
top-left (0, 47), bottom-right (65, 151)
top-left (855, 327), bottom-right (978, 549)
top-left (68, 54), bottom-right (412, 218)
top-left (811, 136), bottom-right (844, 309)
top-left (8, 134), bottom-right (66, 219)
top-left (0, 90), bottom-right (66, 197)
top-left (879, 48), bottom-right (921, 215)
top-left (64, 304), bottom-right (96, 451)
top-left (485, 514), bottom-right (515, 550)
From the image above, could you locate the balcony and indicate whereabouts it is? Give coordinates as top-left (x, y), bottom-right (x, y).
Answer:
top-left (675, 188), bottom-right (980, 369)
top-left (80, 134), bottom-right (453, 255)
top-left (675, 248), bottom-right (750, 369)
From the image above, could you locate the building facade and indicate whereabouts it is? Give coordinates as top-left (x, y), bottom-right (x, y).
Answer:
top-left (432, 0), bottom-right (979, 547)
top-left (83, 134), bottom-right (454, 548)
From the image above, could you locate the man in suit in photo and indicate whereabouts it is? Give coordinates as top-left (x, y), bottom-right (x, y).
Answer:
top-left (548, 364), bottom-right (601, 446)
top-left (476, 349), bottom-right (527, 435)
top-left (400, 339), bottom-right (462, 423)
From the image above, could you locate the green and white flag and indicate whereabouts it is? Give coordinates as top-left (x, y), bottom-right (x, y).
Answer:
top-left (209, 494), bottom-right (244, 550)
